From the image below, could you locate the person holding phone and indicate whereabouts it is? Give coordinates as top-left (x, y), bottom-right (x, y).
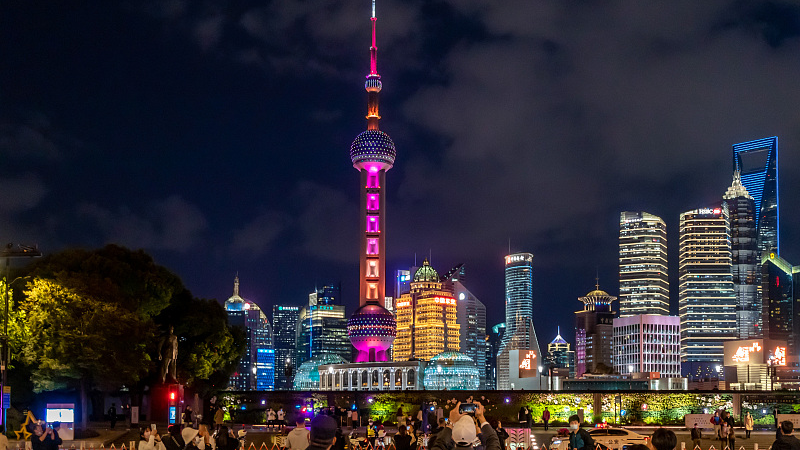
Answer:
top-left (431, 402), bottom-right (499, 450)
top-left (139, 426), bottom-right (166, 450)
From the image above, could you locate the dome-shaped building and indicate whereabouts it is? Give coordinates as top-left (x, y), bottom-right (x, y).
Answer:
top-left (348, 303), bottom-right (396, 363)
top-left (423, 351), bottom-right (480, 390)
top-left (293, 354), bottom-right (347, 390)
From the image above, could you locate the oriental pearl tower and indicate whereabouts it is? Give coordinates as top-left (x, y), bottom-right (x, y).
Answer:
top-left (347, 0), bottom-right (397, 363)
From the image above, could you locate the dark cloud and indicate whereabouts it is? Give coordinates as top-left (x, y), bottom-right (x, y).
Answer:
top-left (78, 196), bottom-right (208, 252)
top-left (2, 0), bottom-right (799, 344)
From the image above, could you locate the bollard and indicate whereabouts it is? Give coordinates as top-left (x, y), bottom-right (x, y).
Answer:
top-left (130, 442), bottom-right (136, 450)
top-left (682, 442), bottom-right (685, 450)
top-left (754, 444), bottom-right (758, 450)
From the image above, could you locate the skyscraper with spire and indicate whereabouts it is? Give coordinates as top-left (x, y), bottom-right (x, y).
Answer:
top-left (346, 0), bottom-right (397, 363)
top-left (723, 171), bottom-right (761, 338)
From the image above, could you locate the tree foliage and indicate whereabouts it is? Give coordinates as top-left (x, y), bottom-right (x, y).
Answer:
top-left (7, 244), bottom-right (245, 403)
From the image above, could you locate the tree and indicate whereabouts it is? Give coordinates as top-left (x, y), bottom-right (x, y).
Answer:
top-left (10, 244), bottom-right (246, 427)
top-left (20, 278), bottom-right (152, 428)
top-left (154, 288), bottom-right (246, 396)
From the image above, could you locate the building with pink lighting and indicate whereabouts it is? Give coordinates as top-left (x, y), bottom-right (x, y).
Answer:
top-left (612, 314), bottom-right (681, 377)
top-left (345, 0), bottom-right (397, 364)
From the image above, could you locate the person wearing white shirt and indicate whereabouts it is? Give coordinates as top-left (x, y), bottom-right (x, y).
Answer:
top-left (139, 427), bottom-right (167, 450)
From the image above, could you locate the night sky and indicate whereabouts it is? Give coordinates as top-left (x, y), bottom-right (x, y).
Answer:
top-left (2, 0), bottom-right (800, 346)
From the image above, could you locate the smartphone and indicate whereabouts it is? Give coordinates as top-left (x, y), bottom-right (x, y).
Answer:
top-left (459, 403), bottom-right (476, 415)
top-left (151, 424), bottom-right (157, 431)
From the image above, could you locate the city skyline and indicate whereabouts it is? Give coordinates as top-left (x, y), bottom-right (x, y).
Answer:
top-left (2, 1), bottom-right (800, 346)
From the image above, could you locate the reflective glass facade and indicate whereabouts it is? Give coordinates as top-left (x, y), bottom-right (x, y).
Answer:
top-left (733, 137), bottom-right (778, 253)
top-left (678, 206), bottom-right (737, 372)
top-left (225, 277), bottom-right (274, 390)
top-left (761, 254), bottom-right (800, 355)
top-left (272, 305), bottom-right (300, 390)
top-left (619, 211), bottom-right (669, 316)
top-left (502, 253), bottom-right (534, 347)
top-left (723, 173), bottom-right (761, 339)
top-left (296, 287), bottom-right (350, 366)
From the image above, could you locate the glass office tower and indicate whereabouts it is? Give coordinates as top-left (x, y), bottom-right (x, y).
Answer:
top-left (733, 137), bottom-right (778, 254)
top-left (619, 212), bottom-right (669, 316)
top-left (679, 206), bottom-right (737, 379)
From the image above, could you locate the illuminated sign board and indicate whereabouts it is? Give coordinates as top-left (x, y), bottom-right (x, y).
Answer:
top-left (696, 208), bottom-right (722, 216)
top-left (505, 254), bottom-right (533, 265)
top-left (396, 301), bottom-right (410, 308)
top-left (724, 339), bottom-right (788, 366)
top-left (769, 346), bottom-right (786, 366)
top-left (518, 350), bottom-right (538, 378)
top-left (434, 296), bottom-right (456, 305)
top-left (732, 342), bottom-right (761, 363)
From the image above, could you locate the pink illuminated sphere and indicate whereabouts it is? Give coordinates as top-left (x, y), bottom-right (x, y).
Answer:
top-left (347, 304), bottom-right (396, 363)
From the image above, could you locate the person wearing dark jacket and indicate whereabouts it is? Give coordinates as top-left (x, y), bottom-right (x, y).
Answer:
top-left (163, 425), bottom-right (186, 450)
top-left (772, 421), bottom-right (800, 450)
top-left (305, 415), bottom-right (339, 450)
top-left (428, 418), bottom-right (448, 449)
top-left (567, 415), bottom-right (594, 450)
top-left (393, 425), bottom-right (413, 450)
top-left (490, 420), bottom-right (508, 450)
top-left (432, 402), bottom-right (499, 450)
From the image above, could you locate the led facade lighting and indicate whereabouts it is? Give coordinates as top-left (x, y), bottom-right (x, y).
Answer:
top-left (733, 137), bottom-right (778, 254)
top-left (723, 171), bottom-right (761, 339)
top-left (393, 260), bottom-right (460, 361)
top-left (678, 205), bottom-right (737, 377)
top-left (619, 212), bottom-right (669, 317)
top-left (346, 0), bottom-right (397, 362)
top-left (224, 276), bottom-right (275, 390)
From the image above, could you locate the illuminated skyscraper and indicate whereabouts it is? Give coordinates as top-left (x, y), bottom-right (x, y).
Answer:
top-left (497, 253), bottom-right (541, 389)
top-left (733, 137), bottom-right (778, 253)
top-left (346, 0), bottom-right (397, 363)
top-left (272, 305), bottom-right (300, 390)
top-left (574, 285), bottom-right (616, 378)
top-left (501, 253), bottom-right (535, 347)
top-left (486, 323), bottom-right (505, 389)
top-left (545, 327), bottom-right (575, 378)
top-left (393, 260), bottom-right (460, 361)
top-left (678, 206), bottom-right (737, 378)
top-left (446, 264), bottom-right (488, 388)
top-left (761, 253), bottom-right (800, 355)
top-left (619, 212), bottom-right (669, 316)
top-left (723, 171), bottom-right (761, 338)
top-left (296, 287), bottom-right (350, 366)
top-left (224, 276), bottom-right (275, 390)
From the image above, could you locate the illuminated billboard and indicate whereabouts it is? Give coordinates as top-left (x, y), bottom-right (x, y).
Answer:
top-left (723, 339), bottom-right (787, 366)
top-left (518, 350), bottom-right (538, 378)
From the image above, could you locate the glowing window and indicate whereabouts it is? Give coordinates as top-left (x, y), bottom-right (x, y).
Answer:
top-left (366, 215), bottom-right (380, 233)
top-left (367, 194), bottom-right (379, 211)
top-left (367, 238), bottom-right (379, 255)
top-left (367, 173), bottom-right (379, 188)
top-left (367, 283), bottom-right (378, 299)
top-left (367, 260), bottom-right (379, 277)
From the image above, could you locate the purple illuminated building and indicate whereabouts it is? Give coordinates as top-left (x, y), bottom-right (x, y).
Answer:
top-left (347, 0), bottom-right (396, 363)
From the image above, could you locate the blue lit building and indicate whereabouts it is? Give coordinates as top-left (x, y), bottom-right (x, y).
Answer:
top-left (256, 348), bottom-right (275, 391)
top-left (761, 253), bottom-right (800, 355)
top-left (224, 276), bottom-right (275, 390)
top-left (272, 305), bottom-right (300, 390)
top-left (733, 137), bottom-right (778, 254)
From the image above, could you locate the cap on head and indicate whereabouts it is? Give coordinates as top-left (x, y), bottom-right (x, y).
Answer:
top-left (309, 415), bottom-right (338, 446)
top-left (452, 416), bottom-right (477, 448)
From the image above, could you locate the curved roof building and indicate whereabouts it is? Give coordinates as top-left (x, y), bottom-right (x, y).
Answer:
top-left (423, 351), bottom-right (480, 390)
top-left (293, 353), bottom-right (348, 390)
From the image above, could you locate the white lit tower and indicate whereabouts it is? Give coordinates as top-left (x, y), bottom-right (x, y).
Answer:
top-left (347, 0), bottom-right (397, 363)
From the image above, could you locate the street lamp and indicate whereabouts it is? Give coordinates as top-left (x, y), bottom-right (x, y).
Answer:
top-left (1, 243), bottom-right (42, 428)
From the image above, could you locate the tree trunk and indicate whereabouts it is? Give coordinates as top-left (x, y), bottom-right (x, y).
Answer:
top-left (80, 377), bottom-right (88, 430)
